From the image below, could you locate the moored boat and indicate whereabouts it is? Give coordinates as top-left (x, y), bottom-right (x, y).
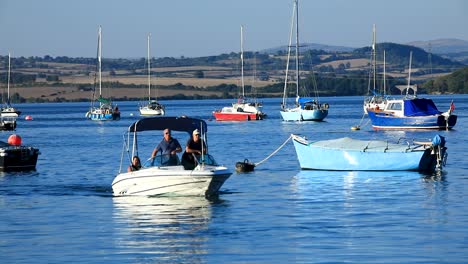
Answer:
top-left (280, 0), bottom-right (329, 122)
top-left (0, 134), bottom-right (40, 172)
top-left (1, 53), bottom-right (21, 118)
top-left (85, 26), bottom-right (120, 121)
top-left (291, 134), bottom-right (447, 173)
top-left (212, 25), bottom-right (266, 121)
top-left (112, 116), bottom-right (232, 197)
top-left (366, 52), bottom-right (457, 130)
top-left (139, 34), bottom-right (165, 116)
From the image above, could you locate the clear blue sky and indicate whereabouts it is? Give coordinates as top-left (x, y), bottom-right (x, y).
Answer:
top-left (1, 0), bottom-right (466, 58)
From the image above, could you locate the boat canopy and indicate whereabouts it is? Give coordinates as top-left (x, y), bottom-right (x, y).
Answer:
top-left (404, 98), bottom-right (441, 116)
top-left (296, 97), bottom-right (316, 108)
top-left (129, 116), bottom-right (207, 134)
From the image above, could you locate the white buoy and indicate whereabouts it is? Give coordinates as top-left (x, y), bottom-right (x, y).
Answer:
top-left (351, 125), bottom-right (360, 131)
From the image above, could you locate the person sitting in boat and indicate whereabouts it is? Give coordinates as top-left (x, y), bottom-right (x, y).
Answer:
top-left (182, 129), bottom-right (207, 170)
top-left (127, 156), bottom-right (141, 172)
top-left (151, 128), bottom-right (182, 166)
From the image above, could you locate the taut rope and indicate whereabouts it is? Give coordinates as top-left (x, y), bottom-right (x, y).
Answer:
top-left (254, 135), bottom-right (292, 167)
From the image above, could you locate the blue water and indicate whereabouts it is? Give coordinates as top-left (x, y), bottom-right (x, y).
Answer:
top-left (1, 95), bottom-right (467, 263)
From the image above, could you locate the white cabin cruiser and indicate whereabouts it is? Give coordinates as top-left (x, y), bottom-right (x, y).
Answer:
top-left (112, 116), bottom-right (232, 197)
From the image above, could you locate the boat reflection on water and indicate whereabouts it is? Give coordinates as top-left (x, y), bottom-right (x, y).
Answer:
top-left (291, 170), bottom-right (432, 201)
top-left (112, 196), bottom-right (217, 261)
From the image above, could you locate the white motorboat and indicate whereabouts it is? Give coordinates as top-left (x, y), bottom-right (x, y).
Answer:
top-left (112, 116), bottom-right (232, 197)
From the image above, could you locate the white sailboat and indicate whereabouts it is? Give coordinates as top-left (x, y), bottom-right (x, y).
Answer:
top-left (280, 0), bottom-right (329, 122)
top-left (1, 53), bottom-right (21, 118)
top-left (85, 26), bottom-right (120, 121)
top-left (363, 24), bottom-right (388, 113)
top-left (139, 34), bottom-right (165, 116)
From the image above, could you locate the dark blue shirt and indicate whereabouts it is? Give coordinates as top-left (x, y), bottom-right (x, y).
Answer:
top-left (156, 138), bottom-right (181, 155)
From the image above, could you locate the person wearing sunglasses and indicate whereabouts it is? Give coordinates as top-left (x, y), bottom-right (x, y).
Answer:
top-left (151, 128), bottom-right (182, 165)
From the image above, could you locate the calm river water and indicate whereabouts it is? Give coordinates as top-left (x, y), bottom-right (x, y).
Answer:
top-left (1, 95), bottom-right (467, 263)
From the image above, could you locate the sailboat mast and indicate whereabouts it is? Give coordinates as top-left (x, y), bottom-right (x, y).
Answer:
top-left (282, 0), bottom-right (296, 106)
top-left (240, 25), bottom-right (245, 98)
top-left (98, 26), bottom-right (102, 102)
top-left (295, 0), bottom-right (300, 97)
top-left (7, 52), bottom-right (11, 101)
top-left (147, 33), bottom-right (151, 101)
top-left (372, 24), bottom-right (376, 93)
top-left (383, 50), bottom-right (386, 95)
top-left (406, 51), bottom-right (413, 97)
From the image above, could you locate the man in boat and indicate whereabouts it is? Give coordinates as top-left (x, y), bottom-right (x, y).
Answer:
top-left (182, 129), bottom-right (207, 170)
top-left (151, 128), bottom-right (182, 165)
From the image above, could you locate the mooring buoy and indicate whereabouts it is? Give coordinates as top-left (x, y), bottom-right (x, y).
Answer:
top-left (235, 159), bottom-right (256, 172)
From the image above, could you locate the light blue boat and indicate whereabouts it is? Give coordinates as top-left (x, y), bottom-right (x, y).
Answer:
top-left (291, 134), bottom-right (446, 173)
top-left (280, 0), bottom-right (329, 122)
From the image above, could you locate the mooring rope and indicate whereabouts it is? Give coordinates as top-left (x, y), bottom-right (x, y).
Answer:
top-left (254, 135), bottom-right (292, 167)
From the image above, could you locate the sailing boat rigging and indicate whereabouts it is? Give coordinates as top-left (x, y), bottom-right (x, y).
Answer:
top-left (212, 25), bottom-right (266, 121)
top-left (363, 24), bottom-right (388, 113)
top-left (1, 53), bottom-right (21, 118)
top-left (139, 33), bottom-right (165, 116)
top-left (280, 0), bottom-right (329, 122)
top-left (85, 26), bottom-right (120, 121)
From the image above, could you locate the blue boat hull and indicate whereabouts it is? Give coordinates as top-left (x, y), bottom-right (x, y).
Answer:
top-left (280, 109), bottom-right (328, 121)
top-left (367, 111), bottom-right (457, 130)
top-left (291, 134), bottom-right (445, 172)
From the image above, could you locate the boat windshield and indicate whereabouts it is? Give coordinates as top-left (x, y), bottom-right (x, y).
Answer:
top-left (197, 154), bottom-right (219, 166)
top-left (142, 153), bottom-right (219, 168)
top-left (144, 154), bottom-right (181, 167)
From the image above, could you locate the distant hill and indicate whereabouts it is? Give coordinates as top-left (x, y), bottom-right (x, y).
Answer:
top-left (353, 42), bottom-right (462, 68)
top-left (262, 43), bottom-right (355, 54)
top-left (421, 66), bottom-right (468, 94)
top-left (407, 38), bottom-right (468, 54)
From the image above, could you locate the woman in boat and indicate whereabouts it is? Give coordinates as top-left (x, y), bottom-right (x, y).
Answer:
top-left (127, 156), bottom-right (141, 172)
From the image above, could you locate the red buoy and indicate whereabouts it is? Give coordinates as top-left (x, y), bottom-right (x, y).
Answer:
top-left (25, 115), bottom-right (33, 121)
top-left (8, 134), bottom-right (22, 146)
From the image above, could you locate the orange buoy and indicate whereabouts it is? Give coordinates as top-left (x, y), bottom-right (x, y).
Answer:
top-left (8, 134), bottom-right (22, 146)
top-left (25, 115), bottom-right (33, 121)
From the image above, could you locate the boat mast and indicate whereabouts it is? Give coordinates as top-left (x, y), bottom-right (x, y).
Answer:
top-left (282, 0), bottom-right (296, 107)
top-left (98, 26), bottom-right (102, 105)
top-left (7, 52), bottom-right (11, 104)
top-left (294, 0), bottom-right (299, 99)
top-left (240, 25), bottom-right (245, 99)
top-left (372, 24), bottom-right (376, 94)
top-left (406, 51), bottom-right (413, 97)
top-left (383, 50), bottom-right (386, 95)
top-left (147, 33), bottom-right (151, 102)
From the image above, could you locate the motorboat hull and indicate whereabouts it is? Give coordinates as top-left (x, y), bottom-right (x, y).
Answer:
top-left (112, 165), bottom-right (231, 197)
top-left (367, 110), bottom-right (457, 130)
top-left (291, 134), bottom-right (446, 172)
top-left (0, 145), bottom-right (40, 172)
